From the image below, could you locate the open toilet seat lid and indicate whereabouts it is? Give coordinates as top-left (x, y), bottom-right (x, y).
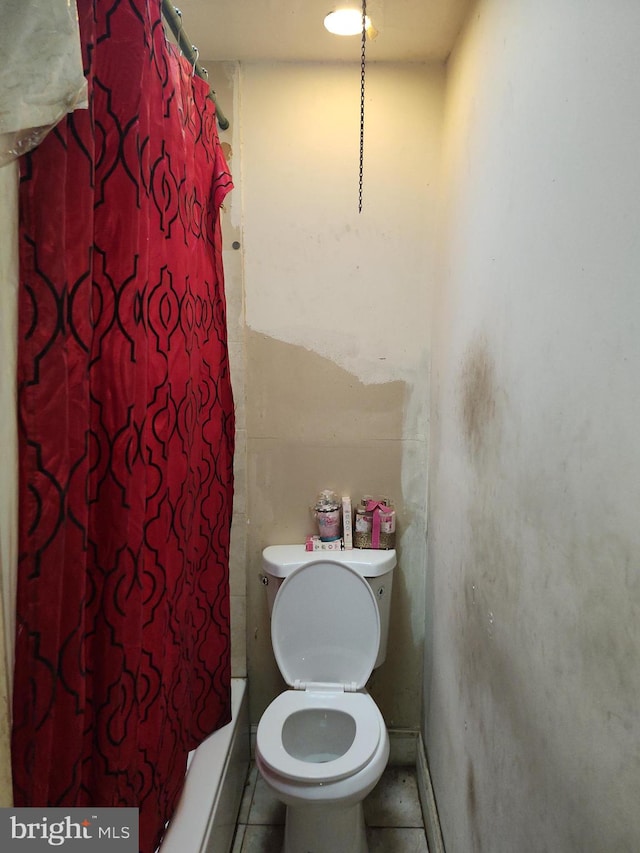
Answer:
top-left (271, 560), bottom-right (381, 690)
top-left (257, 689), bottom-right (383, 783)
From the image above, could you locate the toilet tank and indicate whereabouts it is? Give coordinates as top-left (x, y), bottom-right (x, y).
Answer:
top-left (262, 545), bottom-right (396, 670)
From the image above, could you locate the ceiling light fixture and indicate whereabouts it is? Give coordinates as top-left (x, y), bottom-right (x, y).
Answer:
top-left (324, 3), bottom-right (373, 212)
top-left (324, 8), bottom-right (371, 36)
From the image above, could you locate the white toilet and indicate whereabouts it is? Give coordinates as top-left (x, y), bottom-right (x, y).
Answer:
top-left (256, 544), bottom-right (396, 853)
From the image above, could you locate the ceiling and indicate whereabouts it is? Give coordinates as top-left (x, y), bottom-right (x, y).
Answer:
top-left (170, 0), bottom-right (474, 63)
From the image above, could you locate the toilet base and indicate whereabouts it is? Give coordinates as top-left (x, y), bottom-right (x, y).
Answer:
top-left (283, 801), bottom-right (368, 853)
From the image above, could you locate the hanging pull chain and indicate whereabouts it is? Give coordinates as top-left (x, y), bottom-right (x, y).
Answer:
top-left (359, 0), bottom-right (367, 213)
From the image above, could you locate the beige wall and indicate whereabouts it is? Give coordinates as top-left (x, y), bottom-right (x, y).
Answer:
top-left (0, 162), bottom-right (18, 806)
top-left (427, 1), bottom-right (640, 850)
top-left (209, 64), bottom-right (249, 681)
top-left (231, 61), bottom-right (444, 727)
top-left (182, 61), bottom-right (249, 681)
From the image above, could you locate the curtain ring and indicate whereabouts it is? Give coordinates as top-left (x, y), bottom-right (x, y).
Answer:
top-left (191, 45), bottom-right (199, 76)
top-left (174, 6), bottom-right (184, 53)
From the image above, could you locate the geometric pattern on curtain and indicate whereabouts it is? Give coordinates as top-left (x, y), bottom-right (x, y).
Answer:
top-left (12, 3), bottom-right (234, 851)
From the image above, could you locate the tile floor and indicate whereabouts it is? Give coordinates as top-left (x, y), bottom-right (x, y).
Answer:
top-left (232, 764), bottom-right (429, 852)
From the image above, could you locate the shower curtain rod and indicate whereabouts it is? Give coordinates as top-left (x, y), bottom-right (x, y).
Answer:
top-left (161, 0), bottom-right (230, 130)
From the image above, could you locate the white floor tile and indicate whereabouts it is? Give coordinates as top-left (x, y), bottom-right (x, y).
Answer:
top-left (367, 827), bottom-right (430, 852)
top-left (364, 766), bottom-right (425, 828)
top-left (247, 774), bottom-right (286, 825)
top-left (239, 823), bottom-right (284, 853)
top-left (238, 764), bottom-right (429, 852)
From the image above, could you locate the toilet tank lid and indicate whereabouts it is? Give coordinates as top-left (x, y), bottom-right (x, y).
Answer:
top-left (262, 544), bottom-right (396, 578)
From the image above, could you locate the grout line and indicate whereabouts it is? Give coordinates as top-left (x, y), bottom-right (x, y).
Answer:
top-left (230, 823), bottom-right (245, 853)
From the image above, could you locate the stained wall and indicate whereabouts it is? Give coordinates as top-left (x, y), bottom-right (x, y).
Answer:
top-left (427, 1), bottom-right (640, 849)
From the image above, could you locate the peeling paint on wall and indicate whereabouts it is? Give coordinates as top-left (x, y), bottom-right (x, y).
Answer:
top-left (234, 60), bottom-right (441, 741)
top-left (245, 330), bottom-right (427, 729)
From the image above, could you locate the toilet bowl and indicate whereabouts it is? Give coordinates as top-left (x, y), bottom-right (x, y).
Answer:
top-left (255, 547), bottom-right (396, 853)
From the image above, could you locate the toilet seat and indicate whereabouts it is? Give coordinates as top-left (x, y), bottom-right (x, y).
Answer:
top-left (257, 689), bottom-right (383, 783)
top-left (270, 560), bottom-right (380, 690)
top-left (257, 560), bottom-right (385, 784)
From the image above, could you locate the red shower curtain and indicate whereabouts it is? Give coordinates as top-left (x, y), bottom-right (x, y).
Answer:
top-left (12, 2), bottom-right (234, 851)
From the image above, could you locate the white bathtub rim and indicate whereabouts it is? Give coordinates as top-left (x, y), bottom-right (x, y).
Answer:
top-left (159, 678), bottom-right (248, 853)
